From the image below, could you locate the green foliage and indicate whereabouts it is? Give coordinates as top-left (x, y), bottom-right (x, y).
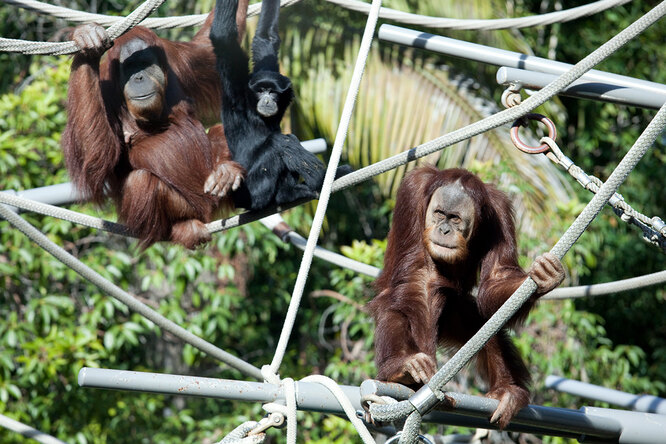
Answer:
top-left (1, 2), bottom-right (665, 443)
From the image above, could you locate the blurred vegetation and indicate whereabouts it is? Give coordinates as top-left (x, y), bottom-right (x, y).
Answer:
top-left (0, 0), bottom-right (664, 443)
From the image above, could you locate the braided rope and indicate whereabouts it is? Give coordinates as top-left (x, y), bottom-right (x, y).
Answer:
top-left (0, 0), bottom-right (304, 54)
top-left (301, 375), bottom-right (376, 444)
top-left (544, 270), bottom-right (666, 300)
top-left (0, 0), bottom-right (167, 54)
top-left (266, 0), bottom-right (382, 376)
top-left (368, 3), bottom-right (666, 439)
top-left (326, 0), bottom-right (630, 30)
top-left (2, 0), bottom-right (629, 33)
top-left (0, 203), bottom-right (263, 380)
top-left (541, 137), bottom-right (666, 251)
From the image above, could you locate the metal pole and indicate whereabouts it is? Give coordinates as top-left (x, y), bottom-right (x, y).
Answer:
top-left (547, 375), bottom-right (666, 414)
top-left (78, 367), bottom-right (361, 413)
top-left (0, 414), bottom-right (67, 444)
top-left (1, 138), bottom-right (328, 213)
top-left (582, 407), bottom-right (666, 444)
top-left (379, 24), bottom-right (666, 110)
top-left (497, 67), bottom-right (664, 109)
top-left (79, 368), bottom-right (634, 441)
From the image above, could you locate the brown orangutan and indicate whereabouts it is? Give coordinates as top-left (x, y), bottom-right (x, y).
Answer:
top-left (368, 166), bottom-right (564, 429)
top-left (62, 3), bottom-right (248, 249)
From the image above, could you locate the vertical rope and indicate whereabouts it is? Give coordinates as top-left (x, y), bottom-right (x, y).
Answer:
top-left (268, 0), bottom-right (383, 375)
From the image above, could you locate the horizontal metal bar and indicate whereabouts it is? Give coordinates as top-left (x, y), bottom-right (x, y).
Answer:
top-left (1, 138), bottom-right (328, 213)
top-left (379, 24), bottom-right (666, 110)
top-left (78, 367), bottom-right (361, 414)
top-left (547, 375), bottom-right (666, 414)
top-left (497, 67), bottom-right (663, 109)
top-left (79, 368), bottom-right (635, 441)
top-left (582, 407), bottom-right (666, 443)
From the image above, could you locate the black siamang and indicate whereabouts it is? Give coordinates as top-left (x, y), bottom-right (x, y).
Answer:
top-left (211, 0), bottom-right (351, 211)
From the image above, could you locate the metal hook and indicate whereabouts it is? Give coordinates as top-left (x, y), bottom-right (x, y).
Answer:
top-left (248, 412), bottom-right (285, 436)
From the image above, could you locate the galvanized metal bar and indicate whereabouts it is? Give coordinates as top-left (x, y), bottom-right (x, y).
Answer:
top-left (497, 66), bottom-right (663, 109)
top-left (82, 368), bottom-right (631, 442)
top-left (547, 375), bottom-right (666, 414)
top-left (582, 407), bottom-right (666, 443)
top-left (379, 24), bottom-right (666, 110)
top-left (440, 391), bottom-right (621, 441)
top-left (78, 368), bottom-right (361, 413)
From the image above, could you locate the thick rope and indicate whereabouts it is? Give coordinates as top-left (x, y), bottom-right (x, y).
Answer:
top-left (6, 0), bottom-right (663, 239)
top-left (0, 204), bottom-right (263, 380)
top-left (5, 189), bottom-right (661, 297)
top-left (540, 137), bottom-right (666, 251)
top-left (217, 422), bottom-right (264, 444)
top-left (0, 192), bottom-right (129, 236)
top-left (0, 0), bottom-right (167, 54)
top-left (326, 0), bottom-right (630, 30)
top-left (0, 0), bottom-right (304, 54)
top-left (368, 4), bottom-right (666, 438)
top-left (2, 0), bottom-right (629, 32)
top-left (544, 270), bottom-right (666, 299)
top-left (385, 97), bottom-right (666, 444)
top-left (266, 0), bottom-right (382, 376)
top-left (0, 414), bottom-right (66, 444)
top-left (301, 375), bottom-right (376, 444)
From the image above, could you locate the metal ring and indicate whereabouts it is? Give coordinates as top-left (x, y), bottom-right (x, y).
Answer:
top-left (510, 113), bottom-right (557, 154)
top-left (385, 432), bottom-right (434, 444)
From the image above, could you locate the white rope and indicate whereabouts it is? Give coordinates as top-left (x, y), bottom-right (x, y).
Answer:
top-left (0, 203), bottom-right (263, 380)
top-left (0, 0), bottom-right (304, 54)
top-left (301, 375), bottom-right (376, 444)
top-left (369, 3), bottom-right (666, 438)
top-left (3, 0), bottom-right (629, 32)
top-left (325, 0), bottom-right (630, 29)
top-left (544, 270), bottom-right (666, 299)
top-left (0, 0), bottom-right (167, 54)
top-left (4, 189), bottom-right (663, 296)
top-left (0, 414), bottom-right (66, 444)
top-left (267, 0), bottom-right (383, 376)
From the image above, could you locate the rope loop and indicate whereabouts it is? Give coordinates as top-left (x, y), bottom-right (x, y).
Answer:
top-left (510, 113), bottom-right (557, 154)
top-left (386, 431), bottom-right (434, 444)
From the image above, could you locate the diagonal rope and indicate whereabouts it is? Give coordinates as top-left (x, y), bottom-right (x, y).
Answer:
top-left (388, 98), bottom-right (666, 444)
top-left (2, 0), bottom-right (629, 31)
top-left (365, 2), bottom-right (666, 440)
top-left (1, 0), bottom-right (303, 31)
top-left (0, 203), bottom-right (263, 380)
top-left (0, 0), bottom-right (304, 53)
top-left (267, 0), bottom-right (382, 376)
top-left (326, 0), bottom-right (630, 30)
top-left (0, 0), bottom-right (167, 54)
